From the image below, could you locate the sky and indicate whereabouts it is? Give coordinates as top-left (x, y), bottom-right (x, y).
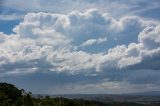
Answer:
top-left (0, 0), bottom-right (160, 94)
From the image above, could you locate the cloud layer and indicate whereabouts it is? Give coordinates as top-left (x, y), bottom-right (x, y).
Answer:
top-left (1, 0), bottom-right (160, 20)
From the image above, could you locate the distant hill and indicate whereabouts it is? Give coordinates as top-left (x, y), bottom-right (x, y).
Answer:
top-left (34, 93), bottom-right (160, 105)
top-left (128, 91), bottom-right (160, 96)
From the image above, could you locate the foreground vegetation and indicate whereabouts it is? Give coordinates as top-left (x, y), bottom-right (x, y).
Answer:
top-left (0, 82), bottom-right (151, 106)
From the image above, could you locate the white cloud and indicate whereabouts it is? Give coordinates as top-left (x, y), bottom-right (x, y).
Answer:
top-left (98, 24), bottom-right (160, 71)
top-left (138, 25), bottom-right (160, 49)
top-left (80, 37), bottom-right (107, 47)
top-left (81, 39), bottom-right (97, 47)
top-left (0, 9), bottom-right (160, 76)
top-left (97, 37), bottom-right (107, 44)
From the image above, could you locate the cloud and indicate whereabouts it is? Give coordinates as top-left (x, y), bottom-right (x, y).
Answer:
top-left (80, 37), bottom-right (107, 47)
top-left (138, 25), bottom-right (160, 49)
top-left (98, 24), bottom-right (160, 71)
top-left (0, 14), bottom-right (24, 21)
top-left (0, 9), bottom-right (160, 78)
top-left (2, 0), bottom-right (160, 20)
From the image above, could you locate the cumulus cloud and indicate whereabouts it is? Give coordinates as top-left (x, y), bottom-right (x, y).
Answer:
top-left (0, 9), bottom-right (160, 77)
top-left (138, 25), bottom-right (160, 49)
top-left (80, 37), bottom-right (107, 47)
top-left (98, 24), bottom-right (160, 71)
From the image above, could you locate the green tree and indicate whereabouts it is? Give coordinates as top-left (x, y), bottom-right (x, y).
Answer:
top-left (0, 82), bottom-right (23, 106)
top-left (0, 92), bottom-right (9, 106)
top-left (23, 93), bottom-right (34, 106)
